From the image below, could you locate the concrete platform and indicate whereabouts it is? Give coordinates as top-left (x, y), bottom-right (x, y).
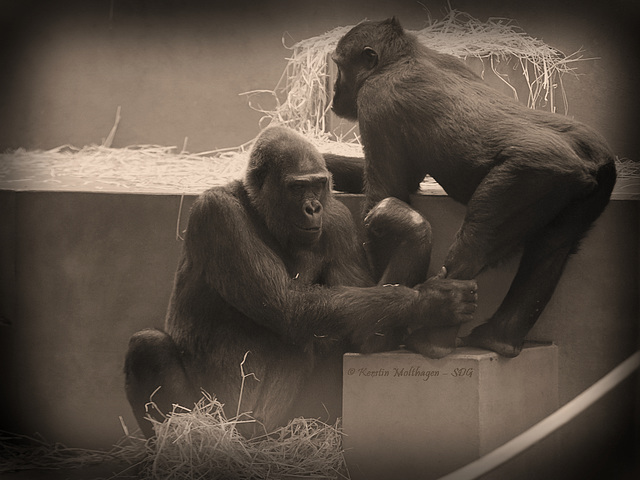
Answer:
top-left (343, 343), bottom-right (559, 480)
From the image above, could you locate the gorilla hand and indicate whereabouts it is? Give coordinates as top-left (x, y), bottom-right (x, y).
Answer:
top-left (402, 269), bottom-right (478, 359)
top-left (414, 268), bottom-right (478, 327)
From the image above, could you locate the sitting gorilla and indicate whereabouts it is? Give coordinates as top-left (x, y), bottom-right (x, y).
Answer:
top-left (124, 126), bottom-right (477, 438)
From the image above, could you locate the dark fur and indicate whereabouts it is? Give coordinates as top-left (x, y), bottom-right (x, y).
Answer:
top-left (124, 126), bottom-right (477, 438)
top-left (324, 153), bottom-right (365, 193)
top-left (329, 18), bottom-right (617, 357)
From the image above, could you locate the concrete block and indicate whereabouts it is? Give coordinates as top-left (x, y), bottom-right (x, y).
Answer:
top-left (342, 343), bottom-right (558, 480)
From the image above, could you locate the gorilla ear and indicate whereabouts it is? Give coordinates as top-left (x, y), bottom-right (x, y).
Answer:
top-left (362, 46), bottom-right (379, 69)
top-left (244, 151), bottom-right (270, 197)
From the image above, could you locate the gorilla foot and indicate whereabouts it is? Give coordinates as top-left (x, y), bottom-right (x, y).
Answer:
top-left (405, 325), bottom-right (458, 359)
top-left (460, 323), bottom-right (523, 358)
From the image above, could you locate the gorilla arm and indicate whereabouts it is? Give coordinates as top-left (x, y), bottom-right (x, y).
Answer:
top-left (323, 154), bottom-right (365, 194)
top-left (185, 188), bottom-right (475, 348)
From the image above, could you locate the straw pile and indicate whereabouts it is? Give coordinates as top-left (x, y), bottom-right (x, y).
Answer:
top-left (3, 8), bottom-right (629, 195)
top-left (140, 393), bottom-right (347, 480)
top-left (0, 393), bottom-right (348, 479)
top-left (413, 10), bottom-right (584, 112)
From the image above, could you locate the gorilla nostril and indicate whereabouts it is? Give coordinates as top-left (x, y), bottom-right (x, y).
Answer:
top-left (305, 201), bottom-right (322, 216)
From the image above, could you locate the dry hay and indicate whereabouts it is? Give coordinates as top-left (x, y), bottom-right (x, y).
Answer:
top-left (0, 142), bottom-right (253, 194)
top-left (615, 157), bottom-right (640, 178)
top-left (141, 393), bottom-right (347, 480)
top-left (2, 9), bottom-right (631, 195)
top-left (0, 394), bottom-right (348, 479)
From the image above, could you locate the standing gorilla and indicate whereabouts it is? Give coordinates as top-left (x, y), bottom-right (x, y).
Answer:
top-left (327, 18), bottom-right (616, 358)
top-left (125, 126), bottom-right (477, 438)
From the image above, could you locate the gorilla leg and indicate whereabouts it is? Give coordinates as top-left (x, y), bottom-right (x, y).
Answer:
top-left (124, 328), bottom-right (199, 438)
top-left (437, 159), bottom-right (599, 357)
top-left (249, 367), bottom-right (310, 436)
top-left (463, 226), bottom-right (575, 356)
top-left (364, 197), bottom-right (456, 357)
top-left (225, 344), bottom-right (314, 438)
top-left (443, 158), bottom-right (598, 280)
top-left (463, 164), bottom-right (615, 356)
top-left (364, 196), bottom-right (432, 287)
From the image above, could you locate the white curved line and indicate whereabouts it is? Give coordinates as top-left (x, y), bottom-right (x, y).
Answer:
top-left (438, 350), bottom-right (640, 480)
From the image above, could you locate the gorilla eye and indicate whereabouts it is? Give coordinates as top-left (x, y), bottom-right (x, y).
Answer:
top-left (361, 46), bottom-right (379, 68)
top-left (312, 179), bottom-right (328, 194)
top-left (288, 182), bottom-right (305, 194)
